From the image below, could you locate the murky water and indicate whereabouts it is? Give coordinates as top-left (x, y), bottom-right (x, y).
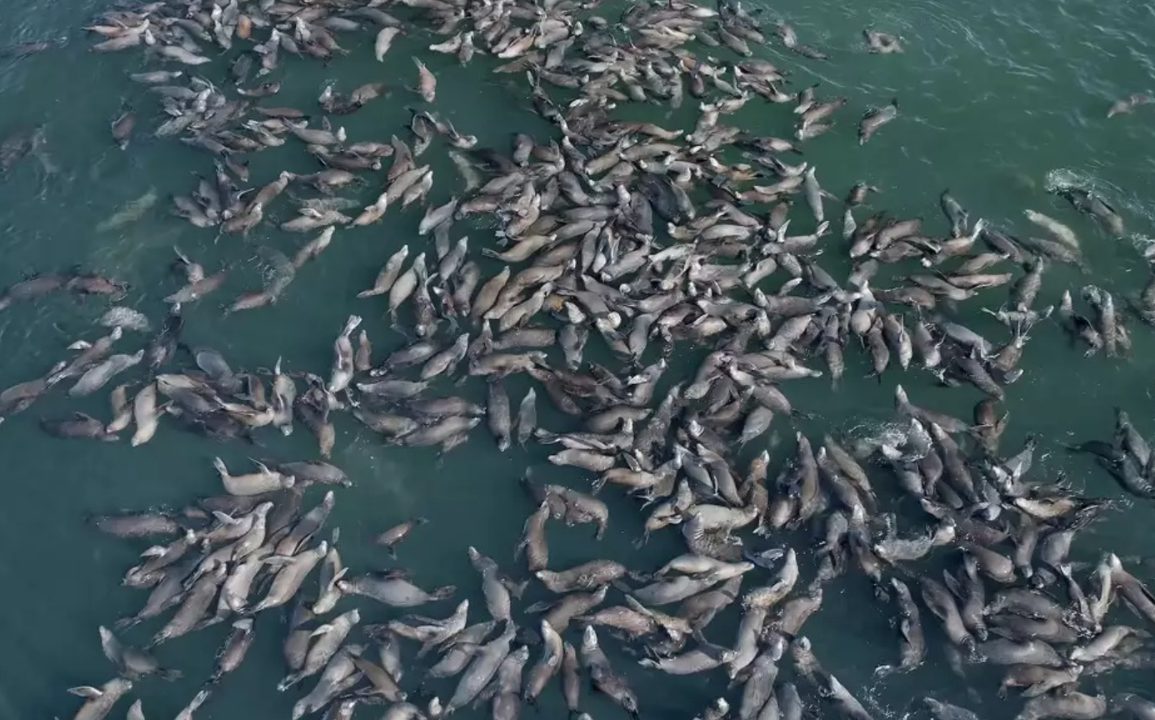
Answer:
top-left (2, 0), bottom-right (1155, 719)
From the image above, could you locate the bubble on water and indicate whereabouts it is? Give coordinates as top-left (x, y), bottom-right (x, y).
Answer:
top-left (1043, 167), bottom-right (1093, 193)
top-left (1127, 233), bottom-right (1155, 256)
top-left (88, 222), bottom-right (182, 285)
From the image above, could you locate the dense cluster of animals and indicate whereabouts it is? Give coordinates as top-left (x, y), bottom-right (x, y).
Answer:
top-left (3, 1), bottom-right (1155, 720)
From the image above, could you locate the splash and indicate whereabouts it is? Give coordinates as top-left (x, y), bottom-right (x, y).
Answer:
top-left (844, 419), bottom-right (909, 457)
top-left (88, 222), bottom-right (182, 287)
top-left (1129, 233), bottom-right (1155, 256)
top-left (1044, 167), bottom-right (1120, 194)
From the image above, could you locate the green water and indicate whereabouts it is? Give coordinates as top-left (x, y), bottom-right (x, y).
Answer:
top-left (2, 0), bottom-right (1155, 719)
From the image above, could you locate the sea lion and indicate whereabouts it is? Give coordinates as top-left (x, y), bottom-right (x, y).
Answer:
top-left (52, 329), bottom-right (124, 384)
top-left (251, 542), bottom-right (328, 614)
top-left (425, 621), bottom-right (495, 679)
top-left (516, 501), bottom-right (550, 573)
top-left (581, 627), bottom-right (640, 719)
top-left (412, 58), bottom-right (436, 102)
top-left (212, 458), bottom-right (294, 496)
top-left (90, 511), bottom-right (181, 539)
top-left (924, 699), bottom-right (979, 720)
top-left (0, 366), bottom-right (63, 420)
top-left (859, 100), bottom-right (899, 145)
top-left (1024, 209), bottom-right (1080, 250)
top-left (42, 411), bottom-right (119, 441)
top-left (69, 678), bottom-right (134, 720)
top-left (374, 517), bottom-right (427, 557)
top-left (537, 560), bottom-right (627, 594)
top-left (1107, 93), bottom-right (1152, 118)
top-left (444, 623), bottom-right (516, 714)
top-left (1070, 625), bottom-right (1140, 662)
top-left (69, 351), bottom-right (143, 398)
top-left (921, 577), bottom-right (974, 650)
top-left (337, 572), bottom-right (455, 607)
top-left (742, 549), bottom-right (799, 608)
top-left (1108, 554), bottom-right (1155, 626)
top-left (1059, 187), bottom-right (1125, 236)
top-left (150, 561), bottom-right (227, 646)
top-left (374, 27), bottom-right (401, 61)
top-left (484, 646), bottom-right (530, 720)
top-left (327, 315), bottom-right (362, 394)
top-left (420, 333), bottom-right (469, 380)
top-left (379, 599), bottom-right (467, 656)
top-left (111, 108), bottom-right (135, 149)
top-left (274, 462), bottom-right (348, 489)
top-left (278, 608), bottom-right (361, 690)
top-left (1017, 691), bottom-right (1106, 720)
top-left (523, 619), bottom-right (563, 705)
top-left (639, 642), bottom-right (736, 675)
top-left (99, 626), bottom-right (179, 680)
top-left (466, 547), bottom-right (514, 623)
top-left (487, 380), bottom-right (513, 452)
top-left (208, 619), bottom-right (255, 685)
top-left (1111, 694), bottom-right (1155, 720)
top-left (1000, 664), bottom-right (1083, 698)
top-left (399, 415), bottom-right (479, 447)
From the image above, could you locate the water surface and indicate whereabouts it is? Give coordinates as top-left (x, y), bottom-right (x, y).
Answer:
top-left (2, 0), bottom-right (1155, 719)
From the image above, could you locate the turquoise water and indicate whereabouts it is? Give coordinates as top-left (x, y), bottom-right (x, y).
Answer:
top-left (2, 1), bottom-right (1155, 719)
